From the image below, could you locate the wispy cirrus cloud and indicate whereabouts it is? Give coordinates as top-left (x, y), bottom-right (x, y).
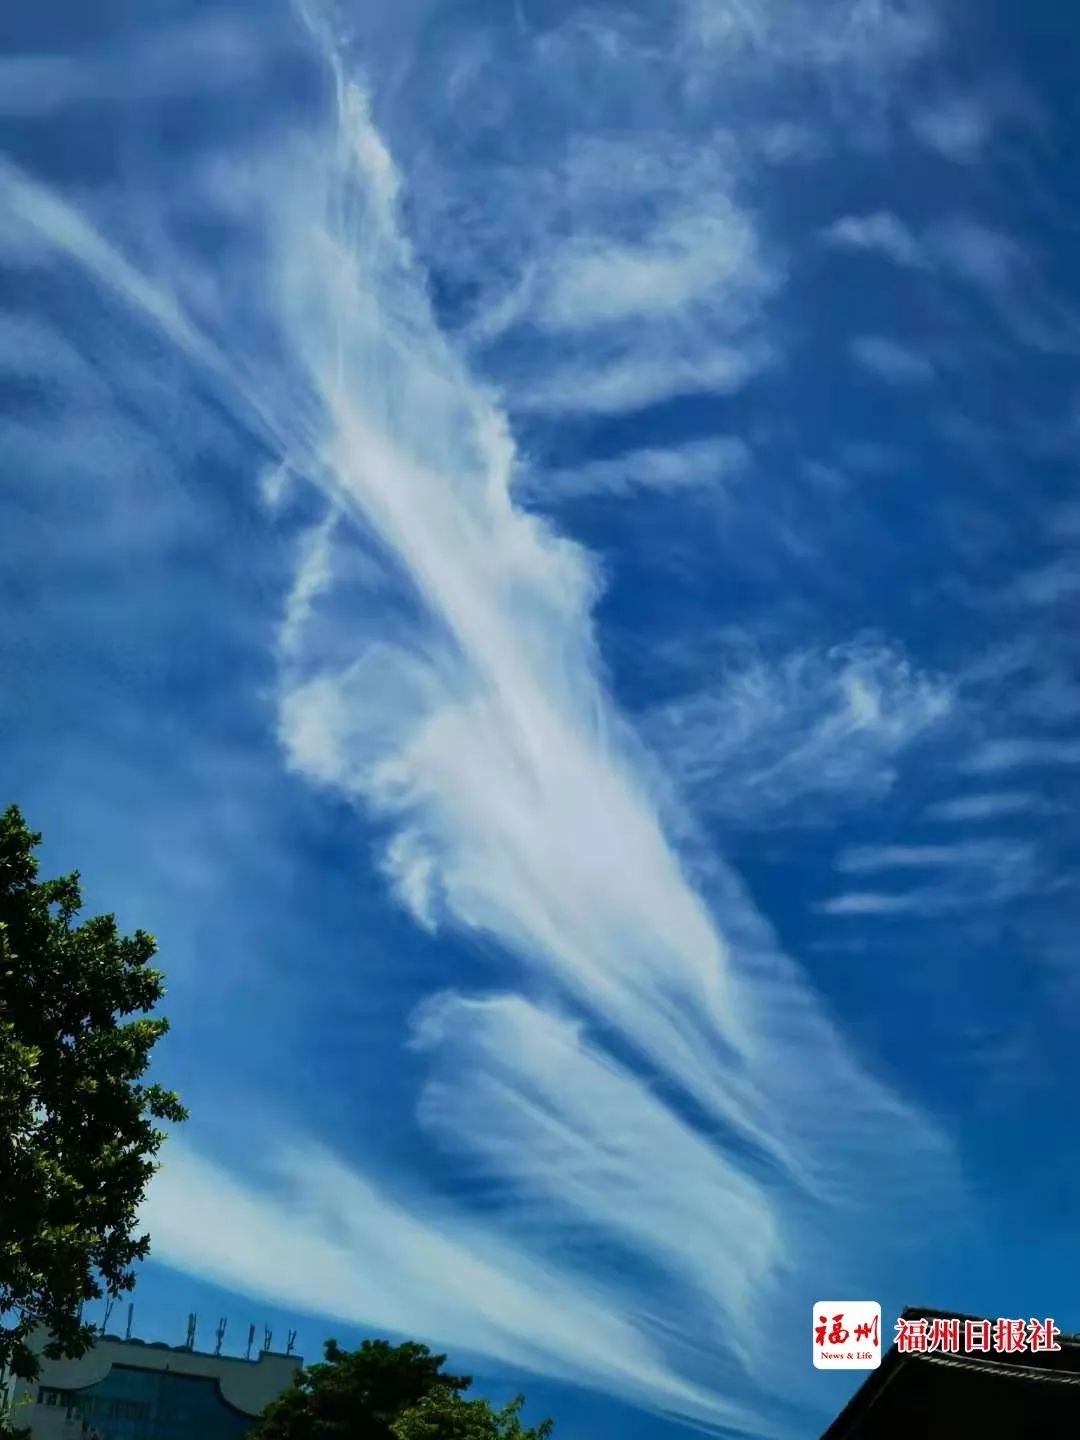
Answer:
top-left (510, 342), bottom-right (775, 419)
top-left (680, 0), bottom-right (938, 78)
top-left (279, 511), bottom-right (338, 660)
top-left (824, 205), bottom-right (1025, 284)
top-left (849, 333), bottom-right (935, 385)
top-left (822, 210), bottom-right (926, 268)
top-left (412, 994), bottom-right (781, 1361)
top-left (907, 82), bottom-right (1041, 163)
top-left (824, 207), bottom-right (1026, 293)
top-left (521, 436), bottom-right (751, 503)
top-left (377, 14), bottom-right (795, 425)
top-left (821, 837), bottom-right (1042, 916)
top-left (142, 1140), bottom-right (753, 1435)
top-left (835, 840), bottom-right (1037, 874)
top-left (644, 639), bottom-right (953, 828)
top-left (909, 93), bottom-right (995, 163)
top-left (409, 984), bottom-right (955, 1408)
top-left (824, 205), bottom-right (1080, 353)
top-left (929, 215), bottom-right (1029, 294)
top-left (524, 207), bottom-right (776, 337)
top-left (468, 182), bottom-right (782, 419)
top-left (963, 737), bottom-right (1080, 774)
top-left (927, 791), bottom-right (1054, 822)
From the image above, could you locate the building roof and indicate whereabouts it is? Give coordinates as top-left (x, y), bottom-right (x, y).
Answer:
top-left (10, 1327), bottom-right (303, 1424)
top-left (820, 1307), bottom-right (1080, 1439)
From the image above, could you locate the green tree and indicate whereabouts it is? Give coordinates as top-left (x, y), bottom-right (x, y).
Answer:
top-left (0, 1390), bottom-right (32, 1440)
top-left (0, 805), bottom-right (186, 1382)
top-left (392, 1388), bottom-right (553, 1440)
top-left (252, 1339), bottom-right (472, 1440)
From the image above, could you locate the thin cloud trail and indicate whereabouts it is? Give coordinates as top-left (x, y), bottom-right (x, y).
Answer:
top-left (0, 157), bottom-right (323, 493)
top-left (412, 993), bottom-right (781, 1368)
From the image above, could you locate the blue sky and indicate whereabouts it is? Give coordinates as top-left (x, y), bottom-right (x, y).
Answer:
top-left (2, 0), bottom-right (1079, 1435)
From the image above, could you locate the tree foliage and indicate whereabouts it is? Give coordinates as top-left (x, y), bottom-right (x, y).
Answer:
top-left (392, 1387), bottom-right (553, 1440)
top-left (252, 1339), bottom-right (473, 1440)
top-left (0, 805), bottom-right (186, 1382)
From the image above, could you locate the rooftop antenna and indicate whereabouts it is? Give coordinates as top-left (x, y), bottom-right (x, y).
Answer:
top-left (125, 1304), bottom-right (134, 1342)
top-left (285, 1330), bottom-right (298, 1357)
top-left (185, 1313), bottom-right (197, 1352)
top-left (214, 1318), bottom-right (227, 1357)
top-left (245, 1324), bottom-right (255, 1362)
top-left (101, 1298), bottom-right (115, 1336)
top-left (263, 1327), bottom-right (273, 1355)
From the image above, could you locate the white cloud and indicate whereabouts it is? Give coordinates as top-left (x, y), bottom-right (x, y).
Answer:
top-left (259, 462), bottom-right (293, 512)
top-left (927, 791), bottom-right (1051, 822)
top-left (823, 211), bottom-right (1027, 299)
top-left (382, 829), bottom-right (442, 933)
top-left (382, 19), bottom-right (789, 423)
top-left (824, 208), bottom-right (1063, 352)
top-left (818, 890), bottom-right (921, 916)
top-left (525, 436), bottom-right (751, 502)
top-left (645, 640), bottom-right (953, 827)
top-left (280, 510), bottom-right (337, 659)
top-left (512, 343), bottom-right (774, 418)
top-left (530, 207), bottom-right (776, 335)
top-left (964, 737), bottom-right (1080, 773)
top-left (822, 211), bottom-right (926, 269)
top-left (835, 840), bottom-right (1033, 874)
top-left (467, 190), bottom-right (782, 419)
top-left (928, 216), bottom-right (1026, 294)
top-left (682, 0), bottom-right (938, 76)
top-left (909, 94), bottom-right (993, 163)
top-left (412, 994), bottom-right (781, 1368)
top-left (849, 334), bottom-right (934, 385)
top-left (819, 875), bottom-right (1033, 917)
top-left (142, 1140), bottom-right (759, 1434)
top-left (0, 159), bottom-right (294, 470)
top-left (822, 838), bottom-right (1041, 916)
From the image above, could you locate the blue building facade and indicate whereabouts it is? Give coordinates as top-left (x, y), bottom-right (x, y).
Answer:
top-left (9, 1330), bottom-right (302, 1440)
top-left (38, 1363), bottom-right (255, 1440)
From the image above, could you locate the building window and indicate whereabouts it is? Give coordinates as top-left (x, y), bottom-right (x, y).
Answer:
top-left (38, 1387), bottom-right (75, 1407)
top-left (37, 1366), bottom-right (255, 1440)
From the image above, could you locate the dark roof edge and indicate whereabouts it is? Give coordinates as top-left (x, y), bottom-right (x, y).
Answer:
top-left (818, 1346), bottom-right (908, 1440)
top-left (818, 1307), bottom-right (1080, 1440)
